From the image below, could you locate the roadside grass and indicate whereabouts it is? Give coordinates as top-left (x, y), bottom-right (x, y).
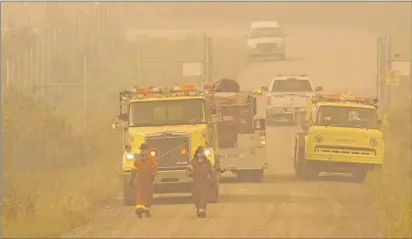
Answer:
top-left (1, 35), bottom-right (246, 238)
top-left (367, 103), bottom-right (411, 238)
top-left (1, 87), bottom-right (123, 238)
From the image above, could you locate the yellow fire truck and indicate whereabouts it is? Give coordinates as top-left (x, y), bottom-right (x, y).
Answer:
top-left (112, 84), bottom-right (220, 205)
top-left (293, 92), bottom-right (385, 183)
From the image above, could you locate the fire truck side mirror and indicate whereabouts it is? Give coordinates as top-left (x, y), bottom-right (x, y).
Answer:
top-left (315, 86), bottom-right (323, 92)
top-left (210, 108), bottom-right (217, 115)
top-left (261, 86), bottom-right (269, 91)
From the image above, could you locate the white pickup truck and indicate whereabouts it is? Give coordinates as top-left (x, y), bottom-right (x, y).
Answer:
top-left (265, 75), bottom-right (323, 126)
top-left (246, 21), bottom-right (288, 60)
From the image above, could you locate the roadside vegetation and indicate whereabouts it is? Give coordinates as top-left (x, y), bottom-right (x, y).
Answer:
top-left (1, 29), bottom-right (245, 237)
top-left (1, 86), bottom-right (123, 238)
top-left (367, 95), bottom-right (411, 238)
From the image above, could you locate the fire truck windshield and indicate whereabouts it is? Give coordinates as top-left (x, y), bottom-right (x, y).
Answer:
top-left (316, 106), bottom-right (378, 129)
top-left (271, 79), bottom-right (313, 92)
top-left (129, 99), bottom-right (206, 127)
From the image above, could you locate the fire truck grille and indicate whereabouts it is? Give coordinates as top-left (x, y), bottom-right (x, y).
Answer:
top-left (146, 136), bottom-right (190, 168)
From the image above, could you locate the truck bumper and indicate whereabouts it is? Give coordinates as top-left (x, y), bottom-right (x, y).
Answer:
top-left (248, 48), bottom-right (285, 57)
top-left (154, 170), bottom-right (193, 194)
top-left (306, 153), bottom-right (383, 173)
top-left (124, 170), bottom-right (193, 195)
top-left (218, 149), bottom-right (268, 173)
top-left (266, 107), bottom-right (306, 123)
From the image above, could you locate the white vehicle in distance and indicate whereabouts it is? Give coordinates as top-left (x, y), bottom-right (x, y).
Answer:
top-left (246, 21), bottom-right (288, 61)
top-left (266, 74), bottom-right (323, 126)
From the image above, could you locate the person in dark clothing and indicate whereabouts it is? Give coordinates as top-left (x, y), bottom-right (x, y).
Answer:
top-left (187, 145), bottom-right (215, 218)
top-left (131, 143), bottom-right (158, 218)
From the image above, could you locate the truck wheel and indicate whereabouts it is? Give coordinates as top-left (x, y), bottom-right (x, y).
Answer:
top-left (372, 165), bottom-right (383, 174)
top-left (123, 174), bottom-right (137, 206)
top-left (304, 166), bottom-right (319, 180)
top-left (353, 170), bottom-right (367, 183)
top-left (294, 142), bottom-right (305, 178)
top-left (208, 183), bottom-right (220, 203)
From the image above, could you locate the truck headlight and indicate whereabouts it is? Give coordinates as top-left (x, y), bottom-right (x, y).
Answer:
top-left (126, 154), bottom-right (136, 160)
top-left (370, 139), bottom-right (378, 146)
top-left (204, 149), bottom-right (211, 156)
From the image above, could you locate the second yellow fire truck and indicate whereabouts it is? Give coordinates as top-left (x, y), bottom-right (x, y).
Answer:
top-left (293, 92), bottom-right (385, 182)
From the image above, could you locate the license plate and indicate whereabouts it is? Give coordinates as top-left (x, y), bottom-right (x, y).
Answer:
top-left (275, 117), bottom-right (289, 122)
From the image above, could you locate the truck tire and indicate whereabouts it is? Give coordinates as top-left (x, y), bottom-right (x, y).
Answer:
top-left (372, 165), bottom-right (383, 174)
top-left (304, 166), bottom-right (319, 180)
top-left (208, 183), bottom-right (220, 203)
top-left (294, 140), bottom-right (305, 178)
top-left (123, 174), bottom-right (137, 206)
top-left (294, 138), bottom-right (318, 180)
top-left (353, 169), bottom-right (367, 183)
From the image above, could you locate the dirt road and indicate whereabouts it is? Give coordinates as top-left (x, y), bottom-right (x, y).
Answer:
top-left (63, 21), bottom-right (383, 238)
top-left (65, 127), bottom-right (381, 238)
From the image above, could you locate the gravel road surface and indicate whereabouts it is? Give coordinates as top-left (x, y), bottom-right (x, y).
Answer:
top-left (63, 19), bottom-right (383, 238)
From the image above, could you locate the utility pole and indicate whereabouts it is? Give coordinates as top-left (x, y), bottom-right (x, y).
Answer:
top-left (6, 59), bottom-right (10, 88)
top-left (83, 54), bottom-right (87, 130)
top-left (41, 37), bottom-right (44, 97)
top-left (386, 34), bottom-right (392, 111)
top-left (36, 40), bottom-right (39, 97)
top-left (376, 37), bottom-right (382, 102)
top-left (17, 56), bottom-right (20, 85)
top-left (25, 50), bottom-right (28, 87)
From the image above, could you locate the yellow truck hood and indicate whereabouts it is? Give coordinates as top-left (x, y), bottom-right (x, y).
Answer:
top-left (309, 126), bottom-right (383, 146)
top-left (127, 124), bottom-right (208, 154)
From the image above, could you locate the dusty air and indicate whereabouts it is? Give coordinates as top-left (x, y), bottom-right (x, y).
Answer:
top-left (1, 2), bottom-right (411, 239)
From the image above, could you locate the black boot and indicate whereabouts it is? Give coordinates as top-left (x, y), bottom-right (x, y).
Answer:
top-left (135, 208), bottom-right (143, 218)
top-left (198, 209), bottom-right (206, 218)
top-left (144, 209), bottom-right (151, 218)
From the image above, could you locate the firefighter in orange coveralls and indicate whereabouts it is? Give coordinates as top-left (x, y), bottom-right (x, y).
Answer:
top-left (131, 143), bottom-right (158, 218)
top-left (187, 145), bottom-right (215, 218)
